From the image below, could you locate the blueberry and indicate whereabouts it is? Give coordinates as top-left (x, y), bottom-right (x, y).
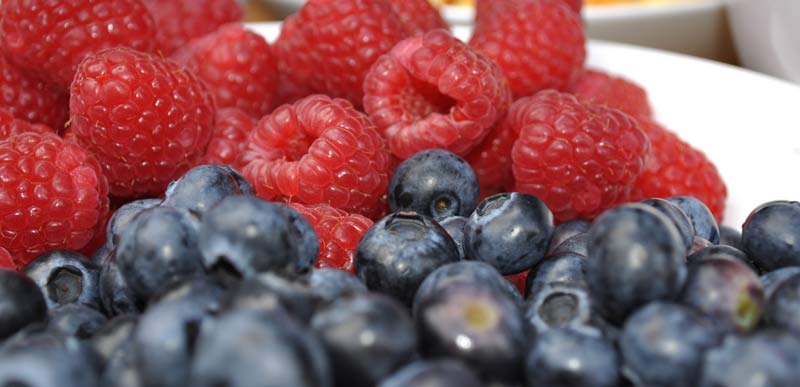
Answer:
top-left (388, 149), bottom-right (479, 220)
top-left (104, 198), bottom-right (161, 250)
top-left (666, 196), bottom-right (720, 244)
top-left (0, 334), bottom-right (100, 387)
top-left (416, 282), bottom-right (526, 383)
top-left (0, 269), bottom-right (47, 339)
top-left (48, 304), bottom-right (107, 339)
top-left (101, 347), bottom-right (142, 387)
top-left (546, 232), bottom-right (589, 257)
top-left (546, 219), bottom-right (591, 256)
top-left (678, 257), bottom-right (763, 333)
top-left (311, 293), bottom-right (416, 387)
top-left (642, 198), bottom-right (695, 251)
top-left (413, 261), bottom-right (523, 315)
top-left (742, 200), bottom-right (800, 271)
top-left (23, 250), bottom-right (101, 311)
top-left (199, 195), bottom-right (304, 280)
top-left (765, 273), bottom-right (800, 333)
top-left (585, 204), bottom-right (686, 323)
top-left (439, 215), bottom-right (468, 259)
top-left (620, 302), bottom-right (722, 387)
top-left (308, 268), bottom-right (367, 305)
top-left (90, 314), bottom-right (137, 364)
top-left (687, 236), bottom-right (714, 256)
top-left (220, 277), bottom-right (292, 319)
top-left (719, 224), bottom-right (743, 250)
top-left (99, 253), bottom-right (143, 316)
top-left (525, 328), bottom-right (619, 387)
top-left (355, 212), bottom-right (459, 305)
top-left (463, 193), bottom-right (554, 275)
top-left (162, 164), bottom-right (254, 218)
top-left (222, 273), bottom-right (321, 323)
top-left (524, 284), bottom-right (597, 335)
top-left (189, 310), bottom-right (333, 387)
top-left (761, 266), bottom-right (800, 299)
top-left (116, 206), bottom-right (205, 302)
top-left (524, 252), bottom-right (586, 298)
top-left (378, 360), bottom-right (482, 387)
top-left (700, 330), bottom-right (800, 387)
top-left (686, 244), bottom-right (762, 274)
top-left (278, 203), bottom-right (319, 273)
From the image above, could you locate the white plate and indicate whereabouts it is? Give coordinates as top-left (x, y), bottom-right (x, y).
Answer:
top-left (248, 22), bottom-right (800, 227)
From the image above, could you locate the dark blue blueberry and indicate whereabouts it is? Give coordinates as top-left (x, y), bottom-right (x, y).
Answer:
top-left (388, 149), bottom-right (479, 221)
top-left (525, 328), bottom-right (619, 387)
top-left (686, 244), bottom-right (762, 274)
top-left (199, 195), bottom-right (303, 280)
top-left (48, 304), bottom-right (107, 339)
top-left (104, 198), bottom-right (161, 250)
top-left (620, 302), bottom-right (722, 387)
top-left (162, 164), bottom-right (254, 218)
top-left (742, 200), bottom-right (800, 271)
top-left (700, 330), bottom-right (800, 387)
top-left (116, 206), bottom-right (205, 302)
top-left (439, 215), bottom-right (468, 259)
top-left (413, 261), bottom-right (522, 315)
top-left (101, 346), bottom-right (142, 387)
top-left (687, 236), bottom-right (714, 256)
top-left (546, 219), bottom-right (591, 256)
top-left (90, 314), bottom-right (137, 364)
top-left (0, 334), bottom-right (100, 387)
top-left (311, 293), bottom-right (416, 387)
top-left (99, 253), bottom-right (143, 316)
top-left (761, 266), bottom-right (800, 299)
top-left (222, 273), bottom-right (320, 323)
top-left (147, 276), bottom-right (225, 309)
top-left (278, 203), bottom-right (319, 273)
top-left (765, 273), bottom-right (800, 333)
top-left (416, 282), bottom-right (527, 383)
top-left (585, 204), bottom-right (686, 323)
top-left (524, 284), bottom-right (597, 336)
top-left (463, 193), bottom-right (554, 275)
top-left (355, 212), bottom-right (459, 305)
top-left (378, 360), bottom-right (482, 387)
top-left (0, 269), bottom-right (47, 339)
top-left (666, 196), bottom-right (720, 244)
top-left (679, 257), bottom-right (763, 333)
top-left (719, 224), bottom-right (743, 250)
top-left (546, 232), bottom-right (589, 257)
top-left (133, 278), bottom-right (223, 387)
top-left (308, 268), bottom-right (367, 305)
top-left (189, 310), bottom-right (332, 387)
top-left (642, 198), bottom-right (695, 251)
top-left (524, 252), bottom-right (586, 298)
top-left (23, 250), bottom-right (101, 310)
top-left (90, 243), bottom-right (112, 265)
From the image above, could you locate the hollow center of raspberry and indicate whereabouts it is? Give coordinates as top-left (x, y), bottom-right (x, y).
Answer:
top-left (404, 77), bottom-right (456, 119)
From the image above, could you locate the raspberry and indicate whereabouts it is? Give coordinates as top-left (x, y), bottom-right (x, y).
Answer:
top-left (630, 119), bottom-right (727, 223)
top-left (0, 247), bottom-right (12, 269)
top-left (238, 95), bottom-right (393, 219)
top-left (170, 23), bottom-right (278, 118)
top-left (0, 132), bottom-right (110, 268)
top-left (287, 203), bottom-right (373, 273)
top-left (141, 0), bottom-right (243, 55)
top-left (470, 0), bottom-right (585, 98)
top-left (0, 109), bottom-right (55, 138)
top-left (561, 0), bottom-right (583, 13)
top-left (202, 107), bottom-right (256, 166)
top-left (511, 90), bottom-right (650, 222)
top-left (505, 271), bottom-right (528, 295)
top-left (363, 29), bottom-right (513, 159)
top-left (0, 0), bottom-right (157, 87)
top-left (273, 0), bottom-right (408, 106)
top-left (465, 120), bottom-right (518, 194)
top-left (69, 47), bottom-right (215, 198)
top-left (570, 69), bottom-right (654, 121)
top-left (0, 55), bottom-right (69, 130)
top-left (384, 0), bottom-right (448, 35)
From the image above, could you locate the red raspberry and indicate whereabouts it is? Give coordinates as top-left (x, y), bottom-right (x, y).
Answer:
top-left (0, 132), bottom-right (110, 268)
top-left (273, 0), bottom-right (408, 106)
top-left (505, 271), bottom-right (528, 295)
top-left (384, 0), bottom-right (448, 35)
top-left (0, 247), bottom-right (13, 269)
top-left (511, 90), bottom-right (650, 222)
top-left (238, 95), bottom-right (394, 219)
top-left (0, 55), bottom-right (69, 130)
top-left (0, 0), bottom-right (157, 88)
top-left (470, 0), bottom-right (585, 98)
top-left (630, 119), bottom-right (727, 223)
top-left (570, 69), bottom-right (654, 121)
top-left (141, 0), bottom-right (243, 55)
top-left (69, 47), bottom-right (215, 198)
top-left (1, 109), bottom-right (55, 138)
top-left (170, 23), bottom-right (278, 118)
top-left (465, 119), bottom-right (518, 194)
top-left (561, 0), bottom-right (583, 13)
top-left (363, 29), bottom-right (513, 159)
top-left (287, 203), bottom-right (373, 273)
top-left (202, 107), bottom-right (256, 166)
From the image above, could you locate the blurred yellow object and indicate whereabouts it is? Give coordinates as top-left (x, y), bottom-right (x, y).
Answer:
top-left (428, 0), bottom-right (687, 6)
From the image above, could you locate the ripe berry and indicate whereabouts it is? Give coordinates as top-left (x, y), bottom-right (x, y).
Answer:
top-left (69, 47), bottom-right (215, 198)
top-left (364, 29), bottom-right (513, 159)
top-left (641, 198), bottom-right (696, 252)
top-left (524, 284), bottom-right (597, 336)
top-left (201, 107), bottom-right (256, 166)
top-left (23, 250), bottom-right (101, 311)
top-left (0, 0), bottom-right (157, 87)
top-left (141, 0), bottom-right (243, 55)
top-left (570, 68), bottom-right (654, 120)
top-left (465, 120), bottom-right (519, 194)
top-left (0, 109), bottom-right (55, 137)
top-left (308, 268), bottom-right (367, 305)
top-left (765, 273), bottom-right (800, 334)
top-left (379, 360), bottom-right (482, 387)
top-left (525, 328), bottom-right (619, 387)
top-left (0, 56), bottom-right (68, 130)
top-left (384, 0), bottom-right (448, 35)
top-left (700, 331), bottom-right (800, 387)
top-left (439, 216), bottom-right (468, 259)
top-left (47, 303), bottom-right (107, 339)
top-left (667, 196), bottom-right (721, 245)
top-left (103, 198), bottom-right (161, 251)
top-left (762, 267), bottom-right (800, 299)
top-left (162, 164), bottom-right (254, 218)
top-left (742, 200), bottom-right (800, 271)
top-left (0, 132), bottom-right (109, 267)
top-left (0, 269), bottom-right (47, 339)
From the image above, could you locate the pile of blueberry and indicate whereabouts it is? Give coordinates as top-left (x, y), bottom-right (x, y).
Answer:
top-left (1, 150), bottom-right (799, 387)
